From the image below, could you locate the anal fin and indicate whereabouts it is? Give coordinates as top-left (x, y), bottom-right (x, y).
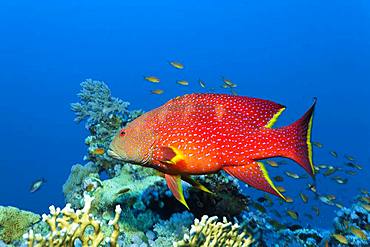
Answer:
top-left (223, 161), bottom-right (286, 201)
top-left (164, 174), bottom-right (189, 209)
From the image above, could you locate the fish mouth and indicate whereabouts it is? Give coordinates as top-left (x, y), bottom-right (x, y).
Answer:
top-left (108, 149), bottom-right (123, 160)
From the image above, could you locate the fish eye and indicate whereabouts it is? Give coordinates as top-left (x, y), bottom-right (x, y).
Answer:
top-left (120, 130), bottom-right (126, 136)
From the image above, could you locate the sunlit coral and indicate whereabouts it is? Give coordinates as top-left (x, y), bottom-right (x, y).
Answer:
top-left (175, 215), bottom-right (253, 247)
top-left (23, 195), bottom-right (121, 247)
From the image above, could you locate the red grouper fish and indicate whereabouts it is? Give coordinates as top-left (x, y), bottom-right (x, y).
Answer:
top-left (109, 93), bottom-right (316, 208)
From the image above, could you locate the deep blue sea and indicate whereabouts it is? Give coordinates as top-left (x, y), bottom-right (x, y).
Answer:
top-left (0, 0), bottom-right (369, 230)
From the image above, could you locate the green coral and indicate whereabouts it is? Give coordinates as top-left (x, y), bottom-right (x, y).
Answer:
top-left (0, 206), bottom-right (40, 244)
top-left (90, 165), bottom-right (163, 214)
top-left (62, 162), bottom-right (99, 208)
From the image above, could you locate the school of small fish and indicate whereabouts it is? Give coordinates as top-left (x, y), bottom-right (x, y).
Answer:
top-left (144, 61), bottom-right (239, 95)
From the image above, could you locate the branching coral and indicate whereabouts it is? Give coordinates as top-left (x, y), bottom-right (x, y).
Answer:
top-left (0, 206), bottom-right (40, 244)
top-left (23, 195), bottom-right (121, 247)
top-left (71, 79), bottom-right (131, 125)
top-left (175, 215), bottom-right (253, 247)
top-left (70, 79), bottom-right (143, 174)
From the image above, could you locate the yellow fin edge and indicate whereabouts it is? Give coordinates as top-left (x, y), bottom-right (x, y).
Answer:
top-left (307, 110), bottom-right (315, 175)
top-left (176, 176), bottom-right (189, 209)
top-left (258, 162), bottom-right (287, 201)
top-left (265, 108), bottom-right (286, 128)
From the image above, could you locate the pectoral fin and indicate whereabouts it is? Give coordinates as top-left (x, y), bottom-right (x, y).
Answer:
top-left (182, 175), bottom-right (213, 194)
top-left (159, 146), bottom-right (186, 166)
top-left (223, 161), bottom-right (286, 201)
top-left (164, 174), bottom-right (189, 209)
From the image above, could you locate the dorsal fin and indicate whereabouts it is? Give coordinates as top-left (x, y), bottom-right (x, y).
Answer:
top-left (161, 94), bottom-right (286, 129)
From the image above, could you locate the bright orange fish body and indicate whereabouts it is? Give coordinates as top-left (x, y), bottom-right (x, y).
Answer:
top-left (109, 93), bottom-right (316, 208)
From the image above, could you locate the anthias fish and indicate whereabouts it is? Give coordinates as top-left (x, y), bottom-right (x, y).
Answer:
top-left (109, 93), bottom-right (316, 208)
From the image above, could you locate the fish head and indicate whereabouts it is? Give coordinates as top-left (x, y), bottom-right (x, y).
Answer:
top-left (109, 114), bottom-right (155, 165)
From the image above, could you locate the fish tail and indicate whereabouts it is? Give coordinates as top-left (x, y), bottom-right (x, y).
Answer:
top-left (277, 98), bottom-right (317, 176)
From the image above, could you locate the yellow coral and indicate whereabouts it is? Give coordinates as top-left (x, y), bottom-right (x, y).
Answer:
top-left (175, 215), bottom-right (253, 247)
top-left (24, 195), bottom-right (121, 247)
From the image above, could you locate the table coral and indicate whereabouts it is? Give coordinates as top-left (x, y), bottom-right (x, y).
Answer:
top-left (175, 215), bottom-right (253, 247)
top-left (23, 195), bottom-right (121, 247)
top-left (0, 206), bottom-right (40, 244)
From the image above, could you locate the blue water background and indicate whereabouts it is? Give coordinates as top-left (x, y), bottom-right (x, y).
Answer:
top-left (0, 0), bottom-right (369, 229)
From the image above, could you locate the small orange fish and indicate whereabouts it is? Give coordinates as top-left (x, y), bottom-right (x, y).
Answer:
top-left (330, 151), bottom-right (338, 158)
top-left (276, 186), bottom-right (286, 193)
top-left (151, 89), bottom-right (164, 95)
top-left (332, 234), bottom-right (348, 244)
top-left (177, 80), bottom-right (189, 86)
top-left (92, 148), bottom-right (105, 155)
top-left (286, 210), bottom-right (298, 220)
top-left (360, 203), bottom-right (370, 211)
top-left (169, 61), bottom-right (184, 69)
top-left (312, 142), bottom-right (323, 148)
top-left (222, 78), bottom-right (237, 88)
top-left (285, 196), bottom-right (293, 203)
top-left (266, 160), bottom-right (279, 167)
top-left (109, 93), bottom-right (316, 208)
top-left (144, 76), bottom-right (160, 83)
top-left (300, 193), bottom-right (308, 203)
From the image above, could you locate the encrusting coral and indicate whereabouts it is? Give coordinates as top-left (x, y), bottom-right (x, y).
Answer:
top-left (175, 215), bottom-right (253, 247)
top-left (23, 195), bottom-right (121, 247)
top-left (0, 206), bottom-right (40, 244)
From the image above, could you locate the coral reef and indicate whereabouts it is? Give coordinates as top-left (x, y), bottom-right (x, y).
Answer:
top-left (175, 215), bottom-right (253, 247)
top-left (9, 79), bottom-right (369, 247)
top-left (62, 162), bottom-right (100, 208)
top-left (0, 206), bottom-right (40, 244)
top-left (237, 209), bottom-right (330, 247)
top-left (329, 195), bottom-right (369, 246)
top-left (24, 194), bottom-right (121, 247)
top-left (152, 211), bottom-right (194, 247)
top-left (70, 79), bottom-right (143, 174)
top-left (71, 78), bottom-right (131, 126)
top-left (188, 172), bottom-right (250, 219)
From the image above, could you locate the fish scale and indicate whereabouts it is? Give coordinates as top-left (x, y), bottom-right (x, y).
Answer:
top-left (110, 93), bottom-right (316, 208)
